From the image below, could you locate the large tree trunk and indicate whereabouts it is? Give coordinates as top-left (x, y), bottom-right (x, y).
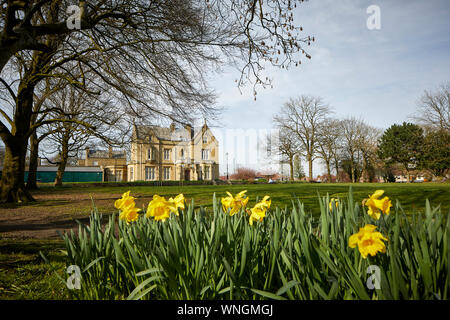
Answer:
top-left (289, 157), bottom-right (294, 181)
top-left (54, 131), bottom-right (70, 186)
top-left (307, 153), bottom-right (313, 181)
top-left (0, 33), bottom-right (59, 202)
top-left (26, 131), bottom-right (39, 190)
top-left (0, 139), bottom-right (33, 203)
top-left (0, 43), bottom-right (17, 75)
top-left (326, 161), bottom-right (332, 183)
top-left (0, 85), bottom-right (35, 203)
top-left (350, 155), bottom-right (356, 183)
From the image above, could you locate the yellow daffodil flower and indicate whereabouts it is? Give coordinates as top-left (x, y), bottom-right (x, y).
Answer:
top-left (119, 203), bottom-right (140, 224)
top-left (365, 190), bottom-right (392, 220)
top-left (329, 198), bottom-right (339, 211)
top-left (146, 195), bottom-right (176, 221)
top-left (260, 195), bottom-right (271, 208)
top-left (168, 193), bottom-right (185, 215)
top-left (221, 190), bottom-right (249, 216)
top-left (114, 191), bottom-right (136, 210)
top-left (349, 224), bottom-right (388, 259)
top-left (249, 195), bottom-right (271, 225)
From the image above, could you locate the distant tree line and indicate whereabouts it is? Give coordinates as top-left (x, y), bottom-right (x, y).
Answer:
top-left (273, 83), bottom-right (449, 182)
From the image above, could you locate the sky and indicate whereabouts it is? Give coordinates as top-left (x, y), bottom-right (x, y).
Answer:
top-left (208, 0), bottom-right (450, 176)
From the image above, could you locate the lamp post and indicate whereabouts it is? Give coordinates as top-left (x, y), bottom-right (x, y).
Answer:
top-left (281, 160), bottom-right (283, 181)
top-left (225, 152), bottom-right (229, 180)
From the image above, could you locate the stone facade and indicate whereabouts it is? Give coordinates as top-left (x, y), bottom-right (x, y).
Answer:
top-left (128, 122), bottom-right (219, 182)
top-left (77, 147), bottom-right (128, 182)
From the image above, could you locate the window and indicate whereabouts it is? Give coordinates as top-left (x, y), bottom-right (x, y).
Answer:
top-left (163, 167), bottom-right (171, 180)
top-left (180, 148), bottom-right (184, 158)
top-left (93, 161), bottom-right (98, 166)
top-left (197, 166), bottom-right (202, 180)
top-left (164, 149), bottom-right (171, 160)
top-left (201, 149), bottom-right (209, 160)
top-left (147, 147), bottom-right (156, 160)
top-left (130, 167), bottom-right (134, 181)
top-left (145, 167), bottom-right (155, 180)
top-left (202, 135), bottom-right (207, 144)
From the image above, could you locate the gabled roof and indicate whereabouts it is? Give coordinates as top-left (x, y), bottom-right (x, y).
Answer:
top-left (134, 125), bottom-right (173, 141)
top-left (132, 121), bottom-right (218, 146)
top-left (133, 124), bottom-right (200, 142)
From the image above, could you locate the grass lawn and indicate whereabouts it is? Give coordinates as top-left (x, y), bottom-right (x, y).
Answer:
top-left (31, 181), bottom-right (450, 215)
top-left (0, 240), bottom-right (69, 299)
top-left (0, 182), bottom-right (448, 299)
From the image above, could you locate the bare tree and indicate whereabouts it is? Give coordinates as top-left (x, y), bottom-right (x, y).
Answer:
top-left (358, 123), bottom-right (381, 182)
top-left (25, 74), bottom-right (129, 189)
top-left (0, 0), bottom-right (314, 203)
top-left (316, 119), bottom-right (341, 182)
top-left (338, 118), bottom-right (380, 183)
top-left (339, 118), bottom-right (365, 183)
top-left (274, 95), bottom-right (331, 181)
top-left (412, 83), bottom-right (450, 132)
top-left (40, 82), bottom-right (125, 186)
top-left (275, 128), bottom-right (302, 181)
top-left (26, 77), bottom-right (68, 189)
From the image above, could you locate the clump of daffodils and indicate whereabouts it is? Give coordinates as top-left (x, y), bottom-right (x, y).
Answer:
top-left (146, 194), bottom-right (185, 221)
top-left (221, 190), bottom-right (249, 216)
top-left (114, 191), bottom-right (140, 224)
top-left (221, 190), bottom-right (271, 225)
top-left (115, 191), bottom-right (185, 223)
top-left (349, 190), bottom-right (393, 258)
top-left (248, 196), bottom-right (271, 226)
top-left (364, 190), bottom-right (392, 220)
top-left (349, 224), bottom-right (388, 259)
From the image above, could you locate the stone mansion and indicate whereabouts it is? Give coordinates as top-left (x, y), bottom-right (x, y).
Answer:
top-left (77, 122), bottom-right (220, 182)
top-left (129, 122), bottom-right (219, 181)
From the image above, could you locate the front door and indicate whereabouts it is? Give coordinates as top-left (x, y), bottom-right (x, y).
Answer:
top-left (184, 169), bottom-right (190, 181)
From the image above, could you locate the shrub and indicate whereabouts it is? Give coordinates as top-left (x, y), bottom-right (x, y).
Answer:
top-left (230, 167), bottom-right (257, 180)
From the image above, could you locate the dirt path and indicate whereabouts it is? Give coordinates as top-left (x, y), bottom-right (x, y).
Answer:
top-left (0, 192), bottom-right (141, 240)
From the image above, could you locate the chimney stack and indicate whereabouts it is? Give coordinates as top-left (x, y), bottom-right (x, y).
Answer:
top-left (108, 146), bottom-right (113, 158)
top-left (184, 123), bottom-right (194, 139)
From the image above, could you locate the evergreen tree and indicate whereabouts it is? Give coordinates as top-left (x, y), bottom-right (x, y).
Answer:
top-left (377, 122), bottom-right (424, 181)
